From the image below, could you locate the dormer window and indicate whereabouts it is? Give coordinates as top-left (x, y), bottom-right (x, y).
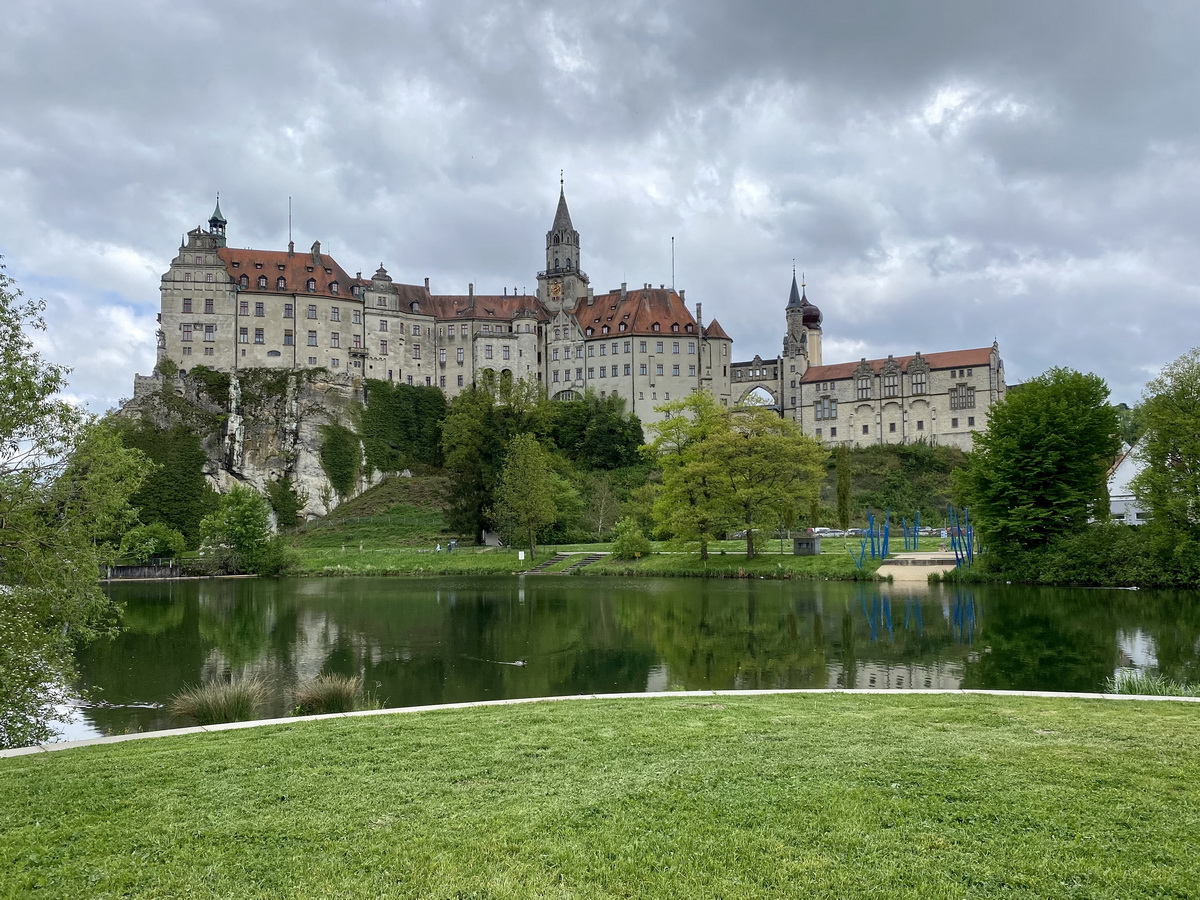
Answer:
top-left (258, 275), bottom-right (267, 288)
top-left (277, 264), bottom-right (285, 271)
top-left (232, 261), bottom-right (240, 268)
top-left (239, 274), bottom-right (248, 288)
top-left (619, 323), bottom-right (627, 332)
top-left (652, 322), bottom-right (660, 332)
top-left (255, 262), bottom-right (263, 269)
top-left (602, 325), bottom-right (610, 334)
top-left (324, 268), bottom-right (332, 275)
top-left (306, 266), bottom-right (314, 272)
top-left (352, 286), bottom-right (361, 297)
top-left (329, 281), bottom-right (339, 295)
top-left (685, 324), bottom-right (693, 333)
top-left (306, 278), bottom-right (316, 292)
top-left (277, 277), bottom-right (286, 289)
top-left (672, 323), bottom-right (679, 332)
top-left (585, 327), bottom-right (594, 336)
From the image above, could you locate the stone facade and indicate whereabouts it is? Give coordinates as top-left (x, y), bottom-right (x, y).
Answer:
top-left (155, 192), bottom-right (733, 425)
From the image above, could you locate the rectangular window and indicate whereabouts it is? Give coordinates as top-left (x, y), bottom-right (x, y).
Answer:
top-left (331, 332), bottom-right (340, 348)
top-left (439, 376), bottom-right (445, 387)
top-left (599, 366), bottom-right (607, 378)
top-left (917, 420), bottom-right (924, 431)
top-left (284, 330), bottom-right (294, 346)
top-left (599, 345), bottom-right (607, 356)
top-left (575, 368), bottom-right (583, 380)
top-left (182, 324), bottom-right (193, 342)
top-left (308, 357), bottom-right (317, 365)
top-left (205, 273), bottom-right (213, 283)
top-left (623, 341), bottom-right (631, 353)
top-left (830, 427), bottom-right (837, 437)
top-left (857, 377), bottom-right (871, 400)
top-left (284, 303), bottom-right (293, 319)
top-left (552, 348), bottom-right (559, 360)
top-left (950, 385), bottom-right (976, 409)
top-left (255, 302), bottom-right (264, 317)
top-left (379, 320), bottom-right (388, 332)
top-left (182, 298), bottom-right (192, 313)
top-left (502, 345), bottom-right (510, 360)
top-left (457, 375), bottom-right (464, 387)
top-left (672, 364), bottom-right (680, 376)
top-left (952, 418), bottom-right (959, 428)
top-left (239, 327), bottom-right (248, 344)
top-left (204, 325), bottom-right (215, 342)
top-left (182, 346), bottom-right (192, 355)
top-left (587, 367), bottom-right (595, 379)
top-left (689, 365), bottom-right (696, 376)
top-left (656, 341), bottom-right (664, 353)
top-left (639, 341), bottom-right (647, 353)
top-left (352, 310), bottom-right (361, 325)
top-left (911, 371), bottom-right (926, 395)
top-left (640, 364), bottom-right (647, 375)
top-left (439, 348), bottom-right (446, 363)
top-left (655, 364), bottom-right (663, 376)
top-left (611, 342), bottom-right (618, 354)
top-left (254, 328), bottom-right (264, 344)
top-left (352, 335), bottom-right (361, 349)
top-left (331, 307), bottom-right (341, 322)
top-left (968, 416), bottom-right (975, 427)
top-left (688, 342), bottom-right (696, 354)
top-left (307, 331), bottom-right (317, 346)
top-left (204, 347), bottom-right (213, 355)
top-left (381, 340), bottom-right (388, 355)
top-left (672, 342), bottom-right (680, 354)
top-left (307, 305), bottom-right (317, 319)
top-left (412, 324), bottom-right (421, 336)
top-left (485, 344), bottom-right (493, 359)
top-left (553, 370), bottom-right (560, 382)
top-left (862, 424), bottom-right (869, 435)
top-left (457, 348), bottom-right (464, 363)
top-left (413, 343), bottom-right (421, 359)
top-left (883, 374), bottom-right (898, 398)
top-left (588, 345), bottom-right (595, 357)
top-left (888, 422), bottom-right (896, 433)
top-left (205, 299), bottom-right (214, 315)
top-left (331, 358), bottom-right (340, 368)
top-left (239, 300), bottom-right (249, 316)
top-left (624, 364), bottom-right (631, 376)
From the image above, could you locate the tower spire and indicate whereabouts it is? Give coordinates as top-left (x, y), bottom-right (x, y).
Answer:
top-left (208, 192), bottom-right (227, 245)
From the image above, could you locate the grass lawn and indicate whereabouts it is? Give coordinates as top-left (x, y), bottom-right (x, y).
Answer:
top-left (3, 694), bottom-right (1196, 898)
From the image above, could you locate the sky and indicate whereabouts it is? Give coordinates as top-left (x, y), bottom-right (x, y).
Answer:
top-left (2, 0), bottom-right (1198, 411)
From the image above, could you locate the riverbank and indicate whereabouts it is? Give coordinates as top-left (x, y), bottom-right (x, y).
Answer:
top-left (4, 693), bottom-right (1196, 897)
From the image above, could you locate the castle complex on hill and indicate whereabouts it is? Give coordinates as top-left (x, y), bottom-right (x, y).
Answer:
top-left (152, 186), bottom-right (1004, 446)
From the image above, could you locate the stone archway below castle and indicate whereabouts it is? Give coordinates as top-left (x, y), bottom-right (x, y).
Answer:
top-left (730, 354), bottom-right (782, 410)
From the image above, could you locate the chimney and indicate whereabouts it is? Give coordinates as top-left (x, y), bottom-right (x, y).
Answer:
top-left (659, 284), bottom-right (664, 289)
top-left (311, 240), bottom-right (321, 262)
top-left (424, 277), bottom-right (430, 290)
top-left (468, 283), bottom-right (474, 297)
top-left (620, 282), bottom-right (627, 301)
top-left (587, 286), bottom-right (594, 305)
top-left (679, 289), bottom-right (686, 301)
top-left (696, 302), bottom-right (703, 329)
top-left (287, 240), bottom-right (295, 257)
top-left (356, 271), bottom-right (362, 280)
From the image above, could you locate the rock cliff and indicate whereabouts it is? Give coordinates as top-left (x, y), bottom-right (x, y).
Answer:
top-left (119, 368), bottom-right (378, 518)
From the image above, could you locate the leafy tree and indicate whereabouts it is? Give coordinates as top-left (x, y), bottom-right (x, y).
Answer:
top-left (550, 393), bottom-right (644, 470)
top-left (645, 392), bottom-right (732, 560)
top-left (583, 471), bottom-right (623, 539)
top-left (956, 367), bottom-right (1119, 552)
top-left (442, 386), bottom-right (503, 542)
top-left (709, 405), bottom-right (827, 559)
top-left (491, 433), bottom-right (559, 557)
top-left (835, 445), bottom-right (852, 531)
top-left (265, 477), bottom-right (306, 530)
top-left (119, 522), bottom-right (186, 562)
top-left (1133, 349), bottom-right (1200, 556)
top-left (198, 485), bottom-right (276, 574)
top-left (1114, 403), bottom-right (1144, 448)
top-left (110, 420), bottom-right (217, 547)
top-left (610, 516), bottom-right (652, 559)
top-left (0, 261), bottom-right (151, 747)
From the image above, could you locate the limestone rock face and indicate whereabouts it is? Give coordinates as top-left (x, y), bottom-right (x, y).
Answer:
top-left (121, 369), bottom-right (378, 517)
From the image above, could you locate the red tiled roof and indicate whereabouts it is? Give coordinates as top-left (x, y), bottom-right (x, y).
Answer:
top-left (801, 347), bottom-right (995, 383)
top-left (703, 319), bottom-right (731, 340)
top-left (218, 246), bottom-right (357, 300)
top-left (430, 294), bottom-right (548, 321)
top-left (572, 287), bottom-right (699, 336)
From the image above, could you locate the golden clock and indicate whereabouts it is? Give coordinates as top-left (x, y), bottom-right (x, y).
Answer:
top-left (550, 282), bottom-right (562, 297)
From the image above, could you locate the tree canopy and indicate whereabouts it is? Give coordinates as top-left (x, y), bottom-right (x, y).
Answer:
top-left (490, 433), bottom-right (561, 556)
top-left (956, 367), bottom-right (1119, 552)
top-left (0, 261), bottom-right (150, 748)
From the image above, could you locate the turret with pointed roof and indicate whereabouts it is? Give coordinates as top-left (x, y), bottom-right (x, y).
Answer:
top-left (538, 176), bottom-right (588, 313)
top-left (208, 194), bottom-right (227, 246)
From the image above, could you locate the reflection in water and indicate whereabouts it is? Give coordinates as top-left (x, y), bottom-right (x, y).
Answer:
top-left (60, 576), bottom-right (1200, 741)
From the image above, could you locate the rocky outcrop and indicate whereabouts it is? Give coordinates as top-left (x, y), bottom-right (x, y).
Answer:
top-left (121, 369), bottom-right (379, 517)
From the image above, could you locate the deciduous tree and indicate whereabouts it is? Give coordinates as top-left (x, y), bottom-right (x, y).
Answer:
top-left (491, 433), bottom-right (559, 557)
top-left (956, 367), bottom-right (1119, 552)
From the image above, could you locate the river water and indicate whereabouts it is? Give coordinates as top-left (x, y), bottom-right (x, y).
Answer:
top-left (59, 575), bottom-right (1200, 740)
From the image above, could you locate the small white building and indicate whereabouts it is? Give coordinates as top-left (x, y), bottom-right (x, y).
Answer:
top-left (1108, 441), bottom-right (1149, 525)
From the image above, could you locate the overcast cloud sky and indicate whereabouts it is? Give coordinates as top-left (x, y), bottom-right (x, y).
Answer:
top-left (2, 0), bottom-right (1198, 410)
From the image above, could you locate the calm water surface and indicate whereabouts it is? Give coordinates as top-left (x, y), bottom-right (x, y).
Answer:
top-left (62, 576), bottom-right (1200, 740)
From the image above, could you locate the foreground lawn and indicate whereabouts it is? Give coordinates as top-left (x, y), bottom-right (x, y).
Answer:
top-left (3, 694), bottom-right (1197, 898)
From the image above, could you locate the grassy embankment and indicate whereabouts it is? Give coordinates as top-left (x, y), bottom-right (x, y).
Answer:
top-left (4, 693), bottom-right (1197, 898)
top-left (287, 477), bottom-right (884, 578)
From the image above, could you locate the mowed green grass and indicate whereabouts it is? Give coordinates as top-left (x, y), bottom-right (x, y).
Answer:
top-left (3, 694), bottom-right (1197, 898)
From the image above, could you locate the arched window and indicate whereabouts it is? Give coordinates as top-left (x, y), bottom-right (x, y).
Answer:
top-left (276, 277), bottom-right (286, 289)
top-left (553, 235), bottom-right (560, 245)
top-left (566, 259), bottom-right (572, 269)
top-left (239, 274), bottom-right (248, 288)
top-left (554, 257), bottom-right (560, 271)
top-left (306, 278), bottom-right (316, 292)
top-left (258, 275), bottom-right (268, 288)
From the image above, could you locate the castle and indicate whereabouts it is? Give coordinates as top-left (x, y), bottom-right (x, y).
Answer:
top-left (153, 187), bottom-right (1003, 444)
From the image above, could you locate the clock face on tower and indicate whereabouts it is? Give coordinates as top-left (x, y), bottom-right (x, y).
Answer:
top-left (550, 281), bottom-right (562, 297)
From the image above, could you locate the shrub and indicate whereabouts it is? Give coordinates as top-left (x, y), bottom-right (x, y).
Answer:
top-left (265, 478), bottom-right (306, 530)
top-left (611, 516), bottom-right (652, 559)
top-left (170, 678), bottom-right (270, 725)
top-left (1107, 671), bottom-right (1199, 697)
top-left (292, 674), bottom-right (381, 715)
top-left (119, 523), bottom-right (186, 563)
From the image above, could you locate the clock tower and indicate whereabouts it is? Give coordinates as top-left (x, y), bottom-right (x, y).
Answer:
top-left (537, 177), bottom-right (589, 314)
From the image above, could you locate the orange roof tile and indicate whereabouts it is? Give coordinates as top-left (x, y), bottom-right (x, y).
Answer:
top-left (801, 347), bottom-right (995, 383)
top-left (430, 294), bottom-right (548, 321)
top-left (572, 287), bottom-right (700, 337)
top-left (218, 246), bottom-right (357, 300)
top-left (703, 319), bottom-right (731, 340)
